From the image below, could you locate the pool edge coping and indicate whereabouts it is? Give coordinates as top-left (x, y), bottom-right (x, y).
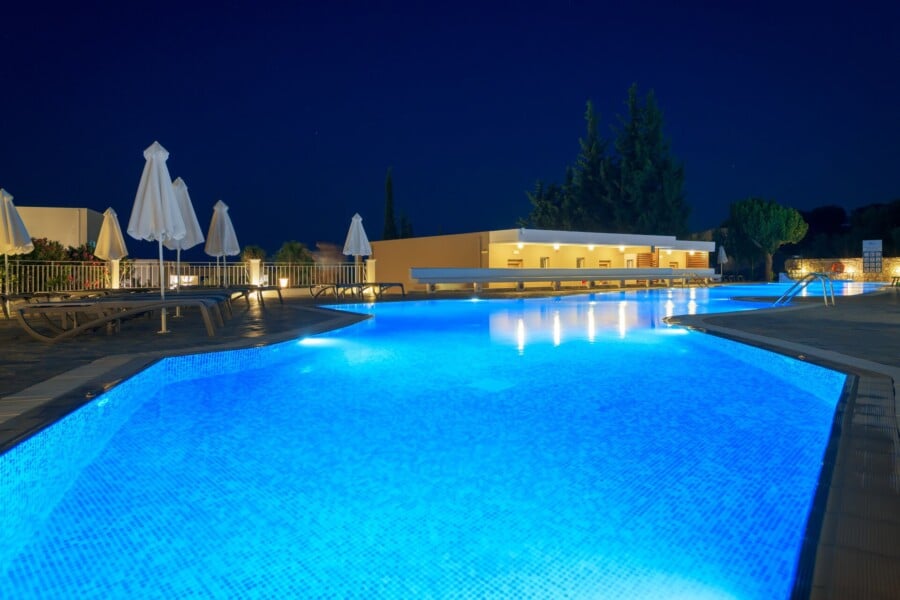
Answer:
top-left (668, 303), bottom-right (900, 599)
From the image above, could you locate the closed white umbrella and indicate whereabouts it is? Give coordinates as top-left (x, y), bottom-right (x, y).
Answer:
top-left (204, 200), bottom-right (240, 286)
top-left (342, 212), bottom-right (372, 283)
top-left (717, 245), bottom-right (728, 276)
top-left (165, 177), bottom-right (205, 291)
top-left (94, 207), bottom-right (129, 289)
top-left (1, 188), bottom-right (34, 317)
top-left (127, 141), bottom-right (187, 333)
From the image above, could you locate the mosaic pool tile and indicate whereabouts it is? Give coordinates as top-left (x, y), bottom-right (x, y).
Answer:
top-left (0, 290), bottom-right (847, 598)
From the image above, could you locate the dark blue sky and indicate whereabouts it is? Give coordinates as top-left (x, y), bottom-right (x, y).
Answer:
top-left (2, 1), bottom-right (898, 258)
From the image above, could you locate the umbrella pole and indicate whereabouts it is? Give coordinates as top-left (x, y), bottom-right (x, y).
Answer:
top-left (175, 248), bottom-right (182, 317)
top-left (158, 240), bottom-right (169, 333)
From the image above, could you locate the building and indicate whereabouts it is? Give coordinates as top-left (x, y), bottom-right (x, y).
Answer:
top-left (369, 228), bottom-right (716, 293)
top-left (17, 207), bottom-right (103, 249)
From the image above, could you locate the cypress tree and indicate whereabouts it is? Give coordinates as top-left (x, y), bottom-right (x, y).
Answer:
top-left (383, 167), bottom-right (398, 240)
top-left (523, 86), bottom-right (688, 235)
top-left (612, 85), bottom-right (689, 235)
top-left (399, 212), bottom-right (414, 238)
top-left (572, 100), bottom-right (613, 230)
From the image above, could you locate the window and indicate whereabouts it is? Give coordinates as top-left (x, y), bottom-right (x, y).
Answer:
top-left (576, 257), bottom-right (585, 268)
top-left (507, 259), bottom-right (523, 268)
top-left (540, 256), bottom-right (550, 268)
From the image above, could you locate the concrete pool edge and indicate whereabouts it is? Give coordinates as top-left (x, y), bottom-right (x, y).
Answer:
top-left (667, 300), bottom-right (900, 599)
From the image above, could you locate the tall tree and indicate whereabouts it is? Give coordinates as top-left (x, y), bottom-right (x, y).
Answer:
top-left (399, 212), bottom-right (414, 238)
top-left (572, 100), bottom-right (613, 230)
top-left (729, 197), bottom-right (808, 281)
top-left (523, 87), bottom-right (688, 234)
top-left (383, 167), bottom-right (398, 240)
top-left (612, 84), bottom-right (689, 235)
top-left (524, 175), bottom-right (575, 230)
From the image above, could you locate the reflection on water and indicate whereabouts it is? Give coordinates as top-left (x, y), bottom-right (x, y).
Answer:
top-left (487, 282), bottom-right (882, 351)
top-left (488, 288), bottom-right (718, 349)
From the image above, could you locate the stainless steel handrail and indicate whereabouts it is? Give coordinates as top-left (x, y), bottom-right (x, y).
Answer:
top-left (773, 272), bottom-right (835, 306)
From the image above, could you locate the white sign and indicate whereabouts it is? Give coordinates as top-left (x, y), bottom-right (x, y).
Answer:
top-left (862, 239), bottom-right (882, 252)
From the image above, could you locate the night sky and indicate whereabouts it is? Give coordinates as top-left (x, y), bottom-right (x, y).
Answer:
top-left (2, 1), bottom-right (898, 259)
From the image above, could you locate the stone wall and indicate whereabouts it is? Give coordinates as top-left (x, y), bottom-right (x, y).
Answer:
top-left (784, 257), bottom-right (900, 282)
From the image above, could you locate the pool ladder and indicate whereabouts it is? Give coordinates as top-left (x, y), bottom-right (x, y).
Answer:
top-left (773, 272), bottom-right (835, 307)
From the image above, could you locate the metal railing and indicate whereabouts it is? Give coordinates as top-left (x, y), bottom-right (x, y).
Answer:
top-left (0, 260), bottom-right (365, 295)
top-left (773, 272), bottom-right (835, 307)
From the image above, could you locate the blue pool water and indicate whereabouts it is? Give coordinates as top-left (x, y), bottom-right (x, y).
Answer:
top-left (0, 283), bottom-right (879, 599)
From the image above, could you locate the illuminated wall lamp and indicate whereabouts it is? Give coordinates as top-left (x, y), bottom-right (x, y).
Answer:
top-left (516, 242), bottom-right (524, 249)
top-left (553, 243), bottom-right (560, 251)
top-left (587, 244), bottom-right (595, 251)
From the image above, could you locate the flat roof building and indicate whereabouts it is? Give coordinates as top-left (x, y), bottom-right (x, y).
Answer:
top-left (369, 228), bottom-right (716, 293)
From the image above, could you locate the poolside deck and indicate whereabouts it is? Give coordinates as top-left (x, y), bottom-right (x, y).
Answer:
top-left (0, 285), bottom-right (897, 599)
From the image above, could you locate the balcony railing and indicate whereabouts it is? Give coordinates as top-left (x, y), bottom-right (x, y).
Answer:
top-left (0, 260), bottom-right (365, 295)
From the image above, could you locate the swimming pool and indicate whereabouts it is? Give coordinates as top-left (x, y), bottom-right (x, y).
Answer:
top-left (0, 283), bottom-right (879, 598)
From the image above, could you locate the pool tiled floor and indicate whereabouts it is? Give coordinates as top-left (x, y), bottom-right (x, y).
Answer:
top-left (1, 285), bottom-right (898, 599)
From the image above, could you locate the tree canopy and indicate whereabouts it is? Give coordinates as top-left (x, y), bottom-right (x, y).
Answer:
top-left (524, 85), bottom-right (689, 235)
top-left (728, 197), bottom-right (808, 281)
top-left (274, 240), bottom-right (313, 263)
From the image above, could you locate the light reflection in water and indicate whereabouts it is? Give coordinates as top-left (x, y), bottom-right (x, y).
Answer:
top-left (516, 318), bottom-right (525, 354)
top-left (587, 305), bottom-right (595, 342)
top-left (482, 283), bottom-right (882, 351)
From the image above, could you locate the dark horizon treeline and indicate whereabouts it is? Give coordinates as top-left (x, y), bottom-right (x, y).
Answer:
top-left (782, 200), bottom-right (900, 258)
top-left (717, 199), bottom-right (900, 280)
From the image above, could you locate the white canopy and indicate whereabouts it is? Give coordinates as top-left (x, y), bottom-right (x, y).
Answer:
top-left (94, 207), bottom-right (128, 261)
top-left (126, 141), bottom-right (186, 332)
top-left (204, 200), bottom-right (240, 257)
top-left (342, 212), bottom-right (372, 257)
top-left (1, 188), bottom-right (34, 311)
top-left (0, 188), bottom-right (34, 256)
top-left (205, 200), bottom-right (240, 287)
top-left (127, 141), bottom-right (186, 244)
top-left (165, 177), bottom-right (205, 252)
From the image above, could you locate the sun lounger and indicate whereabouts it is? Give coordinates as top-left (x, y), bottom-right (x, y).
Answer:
top-left (14, 297), bottom-right (222, 342)
top-left (308, 283), bottom-right (339, 298)
top-left (308, 282), bottom-right (405, 299)
top-left (250, 284), bottom-right (283, 306)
